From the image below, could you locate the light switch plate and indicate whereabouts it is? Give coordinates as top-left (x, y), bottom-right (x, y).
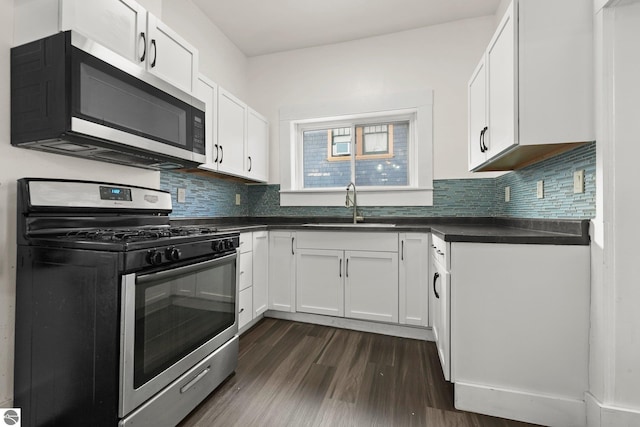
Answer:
top-left (505, 186), bottom-right (510, 202)
top-left (235, 194), bottom-right (241, 205)
top-left (537, 181), bottom-right (544, 199)
top-left (177, 188), bottom-right (186, 203)
top-left (574, 170), bottom-right (584, 193)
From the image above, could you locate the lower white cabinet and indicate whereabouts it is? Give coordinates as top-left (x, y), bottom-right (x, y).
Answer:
top-left (398, 233), bottom-right (429, 326)
top-left (238, 287), bottom-right (252, 330)
top-left (296, 249), bottom-right (344, 316)
top-left (344, 251), bottom-right (398, 323)
top-left (268, 231), bottom-right (296, 312)
top-left (252, 231), bottom-right (269, 316)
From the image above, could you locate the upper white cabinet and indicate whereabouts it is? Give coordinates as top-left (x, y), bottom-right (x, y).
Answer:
top-left (247, 109), bottom-right (269, 183)
top-left (199, 86), bottom-right (269, 183)
top-left (15, 0), bottom-right (199, 94)
top-left (468, 0), bottom-right (594, 171)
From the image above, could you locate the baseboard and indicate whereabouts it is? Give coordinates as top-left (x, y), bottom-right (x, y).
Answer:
top-left (239, 314), bottom-right (264, 335)
top-left (454, 382), bottom-right (587, 427)
top-left (586, 392), bottom-right (640, 427)
top-left (264, 310), bottom-right (433, 341)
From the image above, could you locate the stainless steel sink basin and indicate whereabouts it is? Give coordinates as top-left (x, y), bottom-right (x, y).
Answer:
top-left (303, 223), bottom-right (396, 228)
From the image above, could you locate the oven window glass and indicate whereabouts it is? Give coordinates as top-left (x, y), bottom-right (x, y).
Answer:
top-left (79, 62), bottom-right (187, 147)
top-left (133, 256), bottom-right (236, 388)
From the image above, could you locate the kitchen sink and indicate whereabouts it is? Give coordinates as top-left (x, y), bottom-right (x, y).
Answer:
top-left (303, 223), bottom-right (396, 227)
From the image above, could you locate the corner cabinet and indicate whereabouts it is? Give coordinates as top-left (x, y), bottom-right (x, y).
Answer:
top-left (468, 0), bottom-right (594, 172)
top-left (198, 85), bottom-right (269, 183)
top-left (15, 0), bottom-right (199, 94)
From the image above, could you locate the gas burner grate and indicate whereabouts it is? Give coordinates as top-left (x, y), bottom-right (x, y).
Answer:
top-left (61, 226), bottom-right (220, 242)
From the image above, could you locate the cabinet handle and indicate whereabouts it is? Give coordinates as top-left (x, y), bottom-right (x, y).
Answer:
top-left (346, 258), bottom-right (349, 278)
top-left (480, 126), bottom-right (488, 152)
top-left (401, 240), bottom-right (404, 261)
top-left (238, 308), bottom-right (244, 314)
top-left (150, 39), bottom-right (157, 68)
top-left (339, 258), bottom-right (342, 277)
top-left (248, 156), bottom-right (252, 172)
top-left (219, 145), bottom-right (224, 163)
top-left (139, 32), bottom-right (147, 62)
top-left (433, 272), bottom-right (440, 299)
top-left (214, 144), bottom-right (219, 162)
top-left (291, 237), bottom-right (295, 255)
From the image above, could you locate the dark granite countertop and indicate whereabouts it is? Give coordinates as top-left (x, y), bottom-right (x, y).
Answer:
top-left (171, 216), bottom-right (590, 245)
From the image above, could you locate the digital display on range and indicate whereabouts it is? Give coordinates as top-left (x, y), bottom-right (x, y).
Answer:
top-left (99, 186), bottom-right (132, 201)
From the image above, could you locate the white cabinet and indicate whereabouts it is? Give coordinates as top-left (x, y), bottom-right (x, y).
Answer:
top-left (15, 0), bottom-right (199, 94)
top-left (296, 249), bottom-right (344, 317)
top-left (238, 287), bottom-right (253, 330)
top-left (200, 88), bottom-right (269, 183)
top-left (398, 233), bottom-right (429, 326)
top-left (468, 0), bottom-right (593, 171)
top-left (268, 231), bottom-right (296, 312)
top-left (252, 231), bottom-right (269, 317)
top-left (294, 232), bottom-right (398, 323)
top-left (344, 251), bottom-right (398, 323)
top-left (217, 88), bottom-right (247, 178)
top-left (430, 235), bottom-right (451, 381)
top-left (246, 109), bottom-right (269, 183)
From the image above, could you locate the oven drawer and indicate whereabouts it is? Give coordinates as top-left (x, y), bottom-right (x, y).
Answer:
top-left (120, 335), bottom-right (239, 427)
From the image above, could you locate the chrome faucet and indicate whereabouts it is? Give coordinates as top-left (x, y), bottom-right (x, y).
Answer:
top-left (345, 182), bottom-right (364, 224)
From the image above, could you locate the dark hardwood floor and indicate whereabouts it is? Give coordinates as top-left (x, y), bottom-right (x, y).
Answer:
top-left (179, 318), bottom-right (541, 427)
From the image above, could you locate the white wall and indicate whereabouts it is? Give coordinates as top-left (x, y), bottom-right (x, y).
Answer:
top-left (0, 0), bottom-right (249, 407)
top-left (246, 16), bottom-right (501, 183)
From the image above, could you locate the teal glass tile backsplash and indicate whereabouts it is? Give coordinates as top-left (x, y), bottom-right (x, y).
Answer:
top-left (161, 142), bottom-right (595, 219)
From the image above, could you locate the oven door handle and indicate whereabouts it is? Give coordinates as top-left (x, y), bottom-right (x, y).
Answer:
top-left (137, 252), bottom-right (237, 284)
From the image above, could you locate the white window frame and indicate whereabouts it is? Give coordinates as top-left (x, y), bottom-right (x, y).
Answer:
top-left (279, 90), bottom-right (433, 207)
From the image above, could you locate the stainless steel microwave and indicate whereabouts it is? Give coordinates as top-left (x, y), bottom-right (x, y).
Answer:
top-left (10, 31), bottom-right (205, 170)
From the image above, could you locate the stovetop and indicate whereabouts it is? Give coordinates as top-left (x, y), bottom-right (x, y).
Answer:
top-left (58, 225), bottom-right (221, 243)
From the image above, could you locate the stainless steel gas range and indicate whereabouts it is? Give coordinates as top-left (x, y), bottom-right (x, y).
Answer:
top-left (14, 178), bottom-right (239, 427)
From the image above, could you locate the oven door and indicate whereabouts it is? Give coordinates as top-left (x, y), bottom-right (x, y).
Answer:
top-left (119, 251), bottom-right (238, 417)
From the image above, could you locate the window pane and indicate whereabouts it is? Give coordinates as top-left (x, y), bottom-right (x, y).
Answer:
top-left (355, 121), bottom-right (409, 187)
top-left (303, 129), bottom-right (351, 188)
top-left (363, 132), bottom-right (388, 154)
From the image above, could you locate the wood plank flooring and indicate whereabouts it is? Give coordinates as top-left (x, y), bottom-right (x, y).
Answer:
top-left (179, 319), bottom-right (541, 427)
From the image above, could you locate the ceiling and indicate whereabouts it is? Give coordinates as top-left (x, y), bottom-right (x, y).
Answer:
top-left (192, 0), bottom-right (502, 57)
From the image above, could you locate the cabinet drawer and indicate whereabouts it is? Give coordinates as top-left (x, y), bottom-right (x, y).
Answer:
top-left (296, 231), bottom-right (397, 252)
top-left (239, 251), bottom-right (253, 290)
top-left (238, 287), bottom-right (253, 329)
top-left (239, 232), bottom-right (253, 253)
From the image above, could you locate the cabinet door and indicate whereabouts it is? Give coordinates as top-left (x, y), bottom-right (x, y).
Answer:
top-left (238, 287), bottom-right (253, 330)
top-left (431, 262), bottom-right (450, 381)
top-left (217, 89), bottom-right (247, 178)
top-left (268, 231), bottom-right (296, 312)
top-left (468, 57), bottom-right (488, 170)
top-left (60, 0), bottom-right (147, 65)
top-left (399, 233), bottom-right (429, 326)
top-left (247, 108), bottom-right (269, 183)
top-left (146, 12), bottom-right (198, 93)
top-left (195, 75), bottom-right (219, 171)
top-left (252, 231), bottom-right (269, 316)
top-left (486, 2), bottom-right (516, 157)
top-left (345, 251), bottom-right (398, 323)
top-left (296, 249), bottom-right (344, 317)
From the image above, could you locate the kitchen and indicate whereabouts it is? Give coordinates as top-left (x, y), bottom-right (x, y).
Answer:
top-left (0, 0), bottom-right (638, 426)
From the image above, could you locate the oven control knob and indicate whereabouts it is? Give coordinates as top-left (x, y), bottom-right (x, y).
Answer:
top-left (211, 241), bottom-right (221, 252)
top-left (224, 239), bottom-right (235, 250)
top-left (147, 250), bottom-right (163, 265)
top-left (165, 247), bottom-right (181, 261)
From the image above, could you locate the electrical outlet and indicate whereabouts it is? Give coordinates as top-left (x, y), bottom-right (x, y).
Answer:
top-left (235, 194), bottom-right (241, 205)
top-left (574, 170), bottom-right (584, 193)
top-left (177, 188), bottom-right (186, 203)
top-left (505, 186), bottom-right (510, 202)
top-left (537, 181), bottom-right (544, 199)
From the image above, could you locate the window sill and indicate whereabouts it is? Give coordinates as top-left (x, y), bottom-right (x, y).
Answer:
top-left (279, 188), bottom-right (433, 207)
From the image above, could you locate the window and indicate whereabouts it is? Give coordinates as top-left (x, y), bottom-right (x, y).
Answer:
top-left (279, 90), bottom-right (433, 206)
